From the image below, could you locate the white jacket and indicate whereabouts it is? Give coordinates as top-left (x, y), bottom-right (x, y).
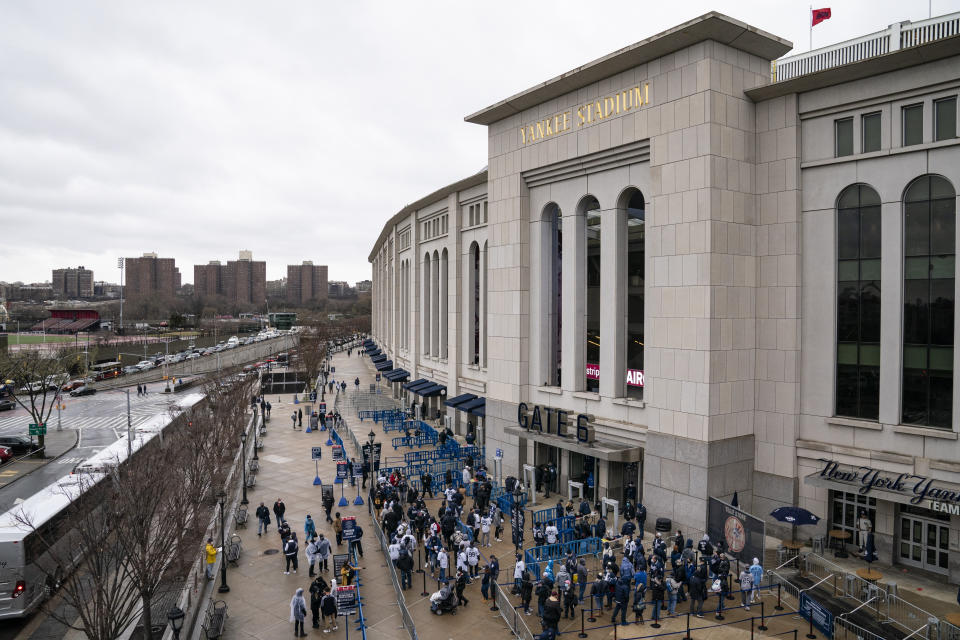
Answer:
top-left (514, 560), bottom-right (525, 579)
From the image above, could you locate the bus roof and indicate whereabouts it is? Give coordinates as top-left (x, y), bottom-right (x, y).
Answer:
top-left (90, 361), bottom-right (121, 369)
top-left (0, 392), bottom-right (204, 541)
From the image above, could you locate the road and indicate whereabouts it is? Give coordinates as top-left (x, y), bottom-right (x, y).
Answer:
top-left (0, 389), bottom-right (184, 514)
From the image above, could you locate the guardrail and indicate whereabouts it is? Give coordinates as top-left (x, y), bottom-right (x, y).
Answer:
top-left (772, 11), bottom-right (960, 82)
top-left (942, 618), bottom-right (960, 640)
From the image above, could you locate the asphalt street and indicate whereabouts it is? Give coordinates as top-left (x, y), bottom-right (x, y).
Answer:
top-left (0, 387), bottom-right (184, 514)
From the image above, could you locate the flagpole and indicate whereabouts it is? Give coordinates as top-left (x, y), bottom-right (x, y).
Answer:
top-left (809, 5), bottom-right (813, 51)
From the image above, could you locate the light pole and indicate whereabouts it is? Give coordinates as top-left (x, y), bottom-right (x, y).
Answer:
top-left (217, 491), bottom-right (229, 593)
top-left (167, 606), bottom-right (185, 640)
top-left (117, 257), bottom-right (124, 336)
top-left (126, 389), bottom-right (132, 457)
top-left (240, 432), bottom-right (249, 505)
top-left (253, 406), bottom-right (261, 460)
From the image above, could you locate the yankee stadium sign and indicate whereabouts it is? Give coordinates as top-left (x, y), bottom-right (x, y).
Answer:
top-left (819, 459), bottom-right (960, 506)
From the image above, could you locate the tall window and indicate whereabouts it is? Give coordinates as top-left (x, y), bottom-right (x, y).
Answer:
top-left (544, 203), bottom-right (562, 386)
top-left (903, 104), bottom-right (923, 146)
top-left (471, 243), bottom-right (481, 365)
top-left (903, 175), bottom-right (955, 428)
top-left (431, 250), bottom-right (440, 356)
top-left (835, 117), bottom-right (853, 157)
top-left (836, 184), bottom-right (881, 420)
top-left (482, 241), bottom-right (488, 367)
top-left (862, 112), bottom-right (881, 153)
top-left (422, 253), bottom-right (431, 354)
top-left (622, 189), bottom-right (645, 400)
top-left (582, 196), bottom-right (601, 392)
top-left (935, 97), bottom-right (957, 141)
top-left (440, 249), bottom-right (448, 359)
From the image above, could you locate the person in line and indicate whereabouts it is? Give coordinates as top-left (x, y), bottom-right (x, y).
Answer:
top-left (611, 575), bottom-right (630, 626)
top-left (520, 570), bottom-right (534, 616)
top-left (333, 512), bottom-right (343, 544)
top-left (316, 534), bottom-right (331, 573)
top-left (455, 569), bottom-right (470, 607)
top-left (304, 515), bottom-right (317, 540)
top-left (273, 498), bottom-right (286, 525)
top-left (306, 536), bottom-right (319, 578)
top-left (633, 571), bottom-right (647, 624)
top-left (256, 502), bottom-right (271, 536)
top-left (739, 565), bottom-right (753, 611)
top-left (748, 558), bottom-right (764, 603)
top-left (284, 532), bottom-right (299, 574)
top-left (289, 587), bottom-right (307, 638)
top-left (666, 574), bottom-right (680, 616)
top-left (542, 591), bottom-right (562, 632)
top-left (309, 574), bottom-right (328, 629)
top-left (204, 538), bottom-right (217, 580)
top-left (320, 587), bottom-right (338, 633)
top-left (322, 492), bottom-right (334, 524)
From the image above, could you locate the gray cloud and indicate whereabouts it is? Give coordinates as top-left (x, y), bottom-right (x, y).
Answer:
top-left (2, 0), bottom-right (955, 285)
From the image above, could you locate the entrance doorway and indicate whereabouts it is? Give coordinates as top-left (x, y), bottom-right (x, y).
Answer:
top-left (568, 453), bottom-right (596, 501)
top-left (898, 510), bottom-right (950, 574)
top-left (534, 443), bottom-right (560, 496)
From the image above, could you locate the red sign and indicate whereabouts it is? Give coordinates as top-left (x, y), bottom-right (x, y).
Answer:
top-left (811, 7), bottom-right (831, 26)
top-left (586, 364), bottom-right (600, 380)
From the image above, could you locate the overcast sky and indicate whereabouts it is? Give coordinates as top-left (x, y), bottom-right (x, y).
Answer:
top-left (2, 0), bottom-right (957, 286)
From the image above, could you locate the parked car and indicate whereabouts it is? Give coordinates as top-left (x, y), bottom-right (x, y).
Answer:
top-left (69, 386), bottom-right (97, 397)
top-left (0, 447), bottom-right (12, 463)
top-left (0, 436), bottom-right (39, 455)
top-left (123, 366), bottom-right (141, 375)
top-left (0, 399), bottom-right (16, 411)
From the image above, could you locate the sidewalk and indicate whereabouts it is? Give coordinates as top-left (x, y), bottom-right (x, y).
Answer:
top-left (0, 428), bottom-right (79, 489)
top-left (335, 350), bottom-right (825, 640)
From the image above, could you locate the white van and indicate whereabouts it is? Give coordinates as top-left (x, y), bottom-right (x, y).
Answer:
top-left (227, 336), bottom-right (239, 347)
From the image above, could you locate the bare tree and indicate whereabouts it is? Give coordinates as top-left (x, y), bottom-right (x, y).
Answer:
top-left (0, 347), bottom-right (81, 453)
top-left (15, 471), bottom-right (142, 640)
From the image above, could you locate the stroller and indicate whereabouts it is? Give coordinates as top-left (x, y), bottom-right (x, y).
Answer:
top-left (430, 584), bottom-right (458, 615)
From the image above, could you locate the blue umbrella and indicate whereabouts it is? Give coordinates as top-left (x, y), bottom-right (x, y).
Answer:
top-left (770, 506), bottom-right (820, 526)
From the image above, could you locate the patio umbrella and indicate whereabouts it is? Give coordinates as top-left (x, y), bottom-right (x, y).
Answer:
top-left (770, 507), bottom-right (820, 526)
top-left (770, 506), bottom-right (821, 544)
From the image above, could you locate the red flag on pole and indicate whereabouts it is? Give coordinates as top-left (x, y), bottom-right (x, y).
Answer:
top-left (812, 8), bottom-right (832, 26)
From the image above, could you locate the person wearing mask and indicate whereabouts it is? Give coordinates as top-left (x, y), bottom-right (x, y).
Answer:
top-left (739, 565), bottom-right (753, 611)
top-left (576, 557), bottom-right (588, 603)
top-left (543, 591), bottom-right (563, 632)
top-left (320, 588), bottom-right (338, 633)
top-left (480, 565), bottom-right (492, 602)
top-left (563, 580), bottom-right (578, 620)
top-left (513, 553), bottom-right (526, 594)
top-left (748, 558), bottom-right (764, 604)
top-left (284, 533), bottom-right (300, 575)
top-left (309, 575), bottom-right (328, 629)
top-left (611, 575), bottom-right (631, 626)
top-left (521, 570), bottom-right (535, 615)
top-left (665, 574), bottom-right (680, 616)
top-left (455, 569), bottom-right (470, 607)
top-left (437, 546), bottom-right (449, 583)
top-left (591, 574), bottom-right (606, 617)
top-left (633, 571), bottom-right (648, 624)
top-left (649, 575), bottom-right (665, 625)
top-left (289, 588), bottom-right (307, 638)
top-left (255, 502), bottom-right (271, 536)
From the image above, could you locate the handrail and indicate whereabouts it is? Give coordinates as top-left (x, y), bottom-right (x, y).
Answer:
top-left (837, 595), bottom-right (877, 621)
top-left (799, 571), bottom-right (835, 597)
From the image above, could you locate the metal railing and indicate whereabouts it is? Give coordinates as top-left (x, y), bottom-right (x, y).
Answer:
top-left (834, 616), bottom-right (887, 640)
top-left (942, 618), bottom-right (960, 640)
top-left (491, 581), bottom-right (536, 640)
top-left (772, 11), bottom-right (960, 82)
top-left (370, 509), bottom-right (418, 640)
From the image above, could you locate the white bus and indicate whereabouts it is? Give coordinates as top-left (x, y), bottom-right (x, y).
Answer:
top-left (0, 393), bottom-right (204, 619)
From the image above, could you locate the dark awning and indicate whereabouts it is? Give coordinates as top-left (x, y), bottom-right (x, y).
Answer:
top-left (444, 393), bottom-right (477, 408)
top-left (375, 360), bottom-right (393, 372)
top-left (371, 353), bottom-right (386, 363)
top-left (458, 397), bottom-right (485, 415)
top-left (384, 369), bottom-right (409, 382)
top-left (469, 398), bottom-right (486, 417)
top-left (406, 379), bottom-right (435, 393)
top-left (402, 378), bottom-right (428, 390)
top-left (415, 383), bottom-right (447, 397)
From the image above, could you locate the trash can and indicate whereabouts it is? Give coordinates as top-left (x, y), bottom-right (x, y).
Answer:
top-left (655, 517), bottom-right (672, 533)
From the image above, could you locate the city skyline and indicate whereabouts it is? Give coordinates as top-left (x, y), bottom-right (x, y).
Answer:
top-left (3, 1), bottom-right (958, 285)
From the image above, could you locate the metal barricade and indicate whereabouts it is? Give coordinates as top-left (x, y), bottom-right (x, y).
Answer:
top-left (491, 581), bottom-right (535, 640)
top-left (370, 514), bottom-right (418, 640)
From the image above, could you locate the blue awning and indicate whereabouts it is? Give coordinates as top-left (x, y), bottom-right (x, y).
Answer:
top-left (458, 397), bottom-right (485, 415)
top-left (368, 349), bottom-right (382, 357)
top-left (444, 393), bottom-right (477, 408)
top-left (470, 399), bottom-right (486, 417)
top-left (384, 369), bottom-right (409, 382)
top-left (415, 382), bottom-right (446, 397)
top-left (402, 378), bottom-right (428, 391)
top-left (375, 360), bottom-right (393, 372)
top-left (371, 353), bottom-right (386, 363)
top-left (406, 379), bottom-right (435, 393)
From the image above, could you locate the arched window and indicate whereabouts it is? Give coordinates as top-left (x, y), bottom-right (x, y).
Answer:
top-left (620, 189), bottom-right (645, 399)
top-left (469, 242), bottom-right (481, 365)
top-left (543, 203), bottom-right (562, 386)
top-left (432, 250), bottom-right (440, 357)
top-left (903, 175), bottom-right (955, 428)
top-left (482, 241), bottom-right (488, 367)
top-left (441, 249), bottom-right (449, 359)
top-left (580, 195), bottom-right (601, 392)
top-left (836, 184), bottom-right (881, 420)
top-left (422, 253), bottom-right (431, 355)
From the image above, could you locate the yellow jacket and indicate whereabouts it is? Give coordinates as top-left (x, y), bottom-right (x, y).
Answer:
top-left (205, 543), bottom-right (217, 565)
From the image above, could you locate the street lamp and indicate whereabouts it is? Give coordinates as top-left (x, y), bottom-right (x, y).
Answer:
top-left (253, 407), bottom-right (261, 461)
top-left (167, 606), bottom-right (185, 640)
top-left (217, 491), bottom-right (229, 593)
top-left (240, 432), bottom-right (249, 505)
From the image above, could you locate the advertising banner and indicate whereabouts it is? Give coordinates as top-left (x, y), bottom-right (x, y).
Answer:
top-left (707, 497), bottom-right (765, 564)
top-left (335, 584), bottom-right (357, 615)
top-left (341, 516), bottom-right (357, 541)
